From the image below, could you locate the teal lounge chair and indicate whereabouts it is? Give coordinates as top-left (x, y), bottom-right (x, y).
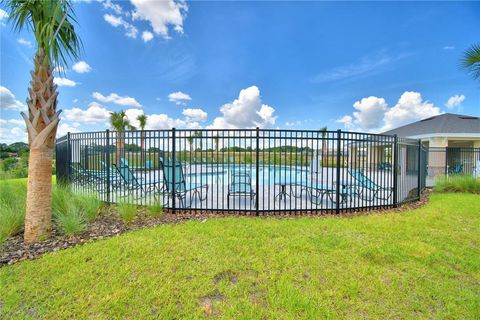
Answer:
top-left (227, 171), bottom-right (255, 208)
top-left (114, 163), bottom-right (161, 198)
top-left (291, 180), bottom-right (355, 205)
top-left (120, 158), bottom-right (153, 171)
top-left (448, 163), bottom-right (463, 175)
top-left (160, 157), bottom-right (208, 208)
top-left (378, 162), bottom-right (392, 171)
top-left (71, 162), bottom-right (122, 192)
top-left (346, 169), bottom-right (393, 201)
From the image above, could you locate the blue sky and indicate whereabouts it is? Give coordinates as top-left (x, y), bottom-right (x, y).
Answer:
top-left (1, 0), bottom-right (479, 143)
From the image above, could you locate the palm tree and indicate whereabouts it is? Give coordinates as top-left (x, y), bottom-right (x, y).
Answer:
top-left (195, 130), bottom-right (203, 151)
top-left (5, 0), bottom-right (82, 243)
top-left (187, 135), bottom-right (194, 161)
top-left (110, 110), bottom-right (131, 164)
top-left (136, 114), bottom-right (147, 163)
top-left (461, 43), bottom-right (480, 80)
top-left (213, 135), bottom-right (219, 152)
top-left (319, 126), bottom-right (328, 166)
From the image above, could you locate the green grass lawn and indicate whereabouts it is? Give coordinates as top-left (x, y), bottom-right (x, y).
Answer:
top-left (1, 193), bottom-right (479, 319)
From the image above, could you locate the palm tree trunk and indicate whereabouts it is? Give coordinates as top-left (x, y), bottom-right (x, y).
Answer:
top-left (140, 131), bottom-right (145, 164)
top-left (115, 132), bottom-right (124, 164)
top-left (22, 50), bottom-right (60, 243)
top-left (24, 146), bottom-right (53, 242)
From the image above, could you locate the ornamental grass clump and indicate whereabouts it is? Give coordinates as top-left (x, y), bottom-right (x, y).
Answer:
top-left (147, 201), bottom-right (163, 217)
top-left (117, 200), bottom-right (137, 224)
top-left (434, 175), bottom-right (480, 194)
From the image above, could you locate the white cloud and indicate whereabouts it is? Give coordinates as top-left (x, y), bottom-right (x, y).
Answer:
top-left (0, 10), bottom-right (6, 27)
top-left (352, 96), bottom-right (388, 130)
top-left (0, 126), bottom-right (27, 144)
top-left (335, 115), bottom-right (354, 130)
top-left (0, 8), bottom-right (8, 20)
top-left (103, 0), bottom-right (123, 15)
top-left (17, 38), bottom-right (32, 48)
top-left (104, 13), bottom-right (122, 27)
top-left (131, 0), bottom-right (188, 39)
top-left (124, 108), bottom-right (145, 128)
top-left (72, 61), bottom-right (92, 73)
top-left (382, 92), bottom-right (442, 131)
top-left (445, 94), bottom-right (465, 109)
top-left (142, 31), bottom-right (154, 42)
top-left (285, 120), bottom-right (302, 127)
top-left (443, 46), bottom-right (455, 50)
top-left (0, 117), bottom-right (26, 144)
top-left (146, 114), bottom-right (186, 130)
top-left (73, 99), bottom-right (79, 103)
top-left (186, 121), bottom-right (201, 129)
top-left (6, 119), bottom-right (25, 126)
top-left (168, 91), bottom-right (191, 105)
top-left (57, 122), bottom-right (80, 137)
top-left (54, 66), bottom-right (67, 74)
top-left (53, 77), bottom-right (77, 87)
top-left (64, 102), bottom-right (111, 124)
top-left (0, 86), bottom-right (25, 110)
top-left (311, 51), bottom-right (410, 83)
top-left (208, 86), bottom-right (277, 129)
top-left (182, 108), bottom-right (207, 122)
top-left (337, 91), bottom-right (442, 132)
top-left (92, 92), bottom-right (141, 107)
top-left (104, 14), bottom-right (138, 38)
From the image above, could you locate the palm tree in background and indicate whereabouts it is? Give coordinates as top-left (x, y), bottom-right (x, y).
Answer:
top-left (461, 43), bottom-right (480, 80)
top-left (5, 0), bottom-right (82, 243)
top-left (213, 135), bottom-right (219, 152)
top-left (195, 130), bottom-right (203, 151)
top-left (319, 126), bottom-right (328, 166)
top-left (187, 135), bottom-right (194, 161)
top-left (110, 110), bottom-right (131, 164)
top-left (136, 114), bottom-right (147, 163)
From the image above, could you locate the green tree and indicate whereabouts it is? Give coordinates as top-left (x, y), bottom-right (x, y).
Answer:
top-left (319, 126), bottom-right (328, 166)
top-left (136, 114), bottom-right (147, 163)
top-left (187, 135), bottom-right (194, 160)
top-left (461, 43), bottom-right (480, 80)
top-left (110, 110), bottom-right (131, 164)
top-left (4, 0), bottom-right (82, 243)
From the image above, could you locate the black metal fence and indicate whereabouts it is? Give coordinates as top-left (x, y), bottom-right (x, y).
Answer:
top-left (426, 147), bottom-right (480, 186)
top-left (55, 129), bottom-right (427, 214)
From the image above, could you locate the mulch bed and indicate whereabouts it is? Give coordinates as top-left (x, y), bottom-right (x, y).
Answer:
top-left (1, 190), bottom-right (431, 267)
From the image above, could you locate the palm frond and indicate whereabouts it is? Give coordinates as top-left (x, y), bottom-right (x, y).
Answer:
top-left (3, 0), bottom-right (82, 69)
top-left (461, 43), bottom-right (480, 80)
top-left (136, 114), bottom-right (147, 130)
top-left (110, 110), bottom-right (130, 132)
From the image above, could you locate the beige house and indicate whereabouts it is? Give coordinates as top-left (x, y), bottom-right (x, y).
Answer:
top-left (382, 113), bottom-right (480, 183)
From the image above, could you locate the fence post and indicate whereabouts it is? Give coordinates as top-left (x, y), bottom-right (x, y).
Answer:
top-left (393, 135), bottom-right (398, 207)
top-left (66, 132), bottom-right (71, 185)
top-left (171, 128), bottom-right (176, 213)
top-left (255, 127), bottom-right (260, 215)
top-left (417, 139), bottom-right (421, 200)
top-left (335, 129), bottom-right (341, 214)
top-left (445, 147), bottom-right (448, 177)
top-left (105, 129), bottom-right (111, 203)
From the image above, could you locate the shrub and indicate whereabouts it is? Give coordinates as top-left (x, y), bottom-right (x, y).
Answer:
top-left (147, 201), bottom-right (163, 217)
top-left (435, 175), bottom-right (480, 194)
top-left (117, 200), bottom-right (137, 224)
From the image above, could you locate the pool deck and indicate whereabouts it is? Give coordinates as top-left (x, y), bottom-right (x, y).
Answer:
top-left (79, 164), bottom-right (419, 211)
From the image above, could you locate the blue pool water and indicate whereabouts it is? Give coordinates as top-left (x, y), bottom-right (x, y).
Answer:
top-left (185, 165), bottom-right (311, 186)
